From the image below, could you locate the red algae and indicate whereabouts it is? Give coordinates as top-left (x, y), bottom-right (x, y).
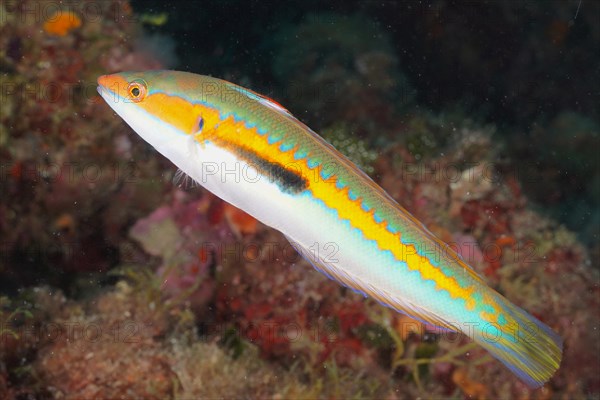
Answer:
top-left (0, 0), bottom-right (167, 284)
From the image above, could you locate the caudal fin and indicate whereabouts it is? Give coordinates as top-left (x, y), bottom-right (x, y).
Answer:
top-left (475, 298), bottom-right (562, 388)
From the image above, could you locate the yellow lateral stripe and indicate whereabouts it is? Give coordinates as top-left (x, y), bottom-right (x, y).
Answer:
top-left (138, 93), bottom-right (222, 135)
top-left (204, 115), bottom-right (489, 314)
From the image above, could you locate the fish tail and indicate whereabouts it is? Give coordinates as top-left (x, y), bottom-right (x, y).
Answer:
top-left (474, 297), bottom-right (563, 388)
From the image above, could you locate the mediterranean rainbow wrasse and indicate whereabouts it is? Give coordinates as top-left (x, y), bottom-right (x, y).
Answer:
top-left (97, 70), bottom-right (562, 387)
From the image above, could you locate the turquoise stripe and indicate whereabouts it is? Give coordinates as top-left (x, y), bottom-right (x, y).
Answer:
top-left (301, 190), bottom-right (482, 326)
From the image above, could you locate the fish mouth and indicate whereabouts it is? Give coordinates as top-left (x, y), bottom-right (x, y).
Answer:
top-left (97, 74), bottom-right (111, 87)
top-left (96, 75), bottom-right (117, 101)
top-left (96, 82), bottom-right (119, 104)
top-left (97, 74), bottom-right (143, 104)
top-left (96, 85), bottom-right (111, 103)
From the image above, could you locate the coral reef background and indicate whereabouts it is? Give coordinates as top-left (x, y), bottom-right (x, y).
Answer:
top-left (1, 0), bottom-right (598, 398)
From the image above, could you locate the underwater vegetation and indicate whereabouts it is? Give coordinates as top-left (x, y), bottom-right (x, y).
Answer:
top-left (0, 0), bottom-right (177, 292)
top-left (1, 0), bottom-right (599, 399)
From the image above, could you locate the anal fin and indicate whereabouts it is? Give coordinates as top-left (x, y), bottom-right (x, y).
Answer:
top-left (284, 235), bottom-right (458, 332)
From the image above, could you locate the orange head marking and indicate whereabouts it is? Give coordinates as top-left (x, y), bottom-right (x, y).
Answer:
top-left (97, 72), bottom-right (221, 136)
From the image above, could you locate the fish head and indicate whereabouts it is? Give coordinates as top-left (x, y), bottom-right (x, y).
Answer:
top-left (97, 70), bottom-right (231, 153)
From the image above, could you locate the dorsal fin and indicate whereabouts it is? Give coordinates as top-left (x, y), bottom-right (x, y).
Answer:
top-left (227, 83), bottom-right (295, 118)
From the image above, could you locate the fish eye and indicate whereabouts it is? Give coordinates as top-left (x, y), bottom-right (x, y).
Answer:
top-left (127, 80), bottom-right (147, 102)
top-left (196, 115), bottom-right (204, 132)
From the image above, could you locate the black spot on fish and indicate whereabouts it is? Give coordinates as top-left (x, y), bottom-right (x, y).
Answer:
top-left (236, 147), bottom-right (308, 194)
top-left (262, 159), bottom-right (308, 194)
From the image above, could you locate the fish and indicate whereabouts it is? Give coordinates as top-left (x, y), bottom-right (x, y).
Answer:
top-left (97, 70), bottom-right (562, 388)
